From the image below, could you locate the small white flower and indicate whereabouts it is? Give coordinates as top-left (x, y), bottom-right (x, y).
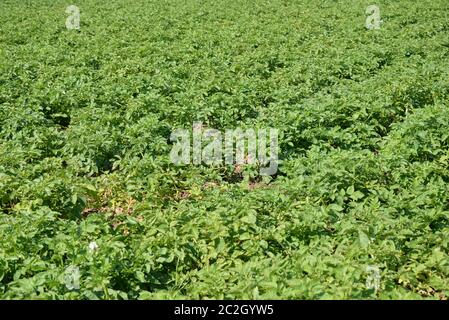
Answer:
top-left (88, 241), bottom-right (99, 252)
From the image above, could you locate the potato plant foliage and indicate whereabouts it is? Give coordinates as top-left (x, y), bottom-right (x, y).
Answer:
top-left (0, 0), bottom-right (449, 299)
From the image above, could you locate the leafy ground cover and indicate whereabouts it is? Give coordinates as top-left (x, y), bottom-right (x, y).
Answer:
top-left (0, 0), bottom-right (448, 299)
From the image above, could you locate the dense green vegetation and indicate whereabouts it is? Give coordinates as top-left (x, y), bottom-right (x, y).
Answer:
top-left (0, 0), bottom-right (448, 299)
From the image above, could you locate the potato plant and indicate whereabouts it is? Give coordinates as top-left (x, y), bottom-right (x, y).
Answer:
top-left (0, 0), bottom-right (448, 299)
